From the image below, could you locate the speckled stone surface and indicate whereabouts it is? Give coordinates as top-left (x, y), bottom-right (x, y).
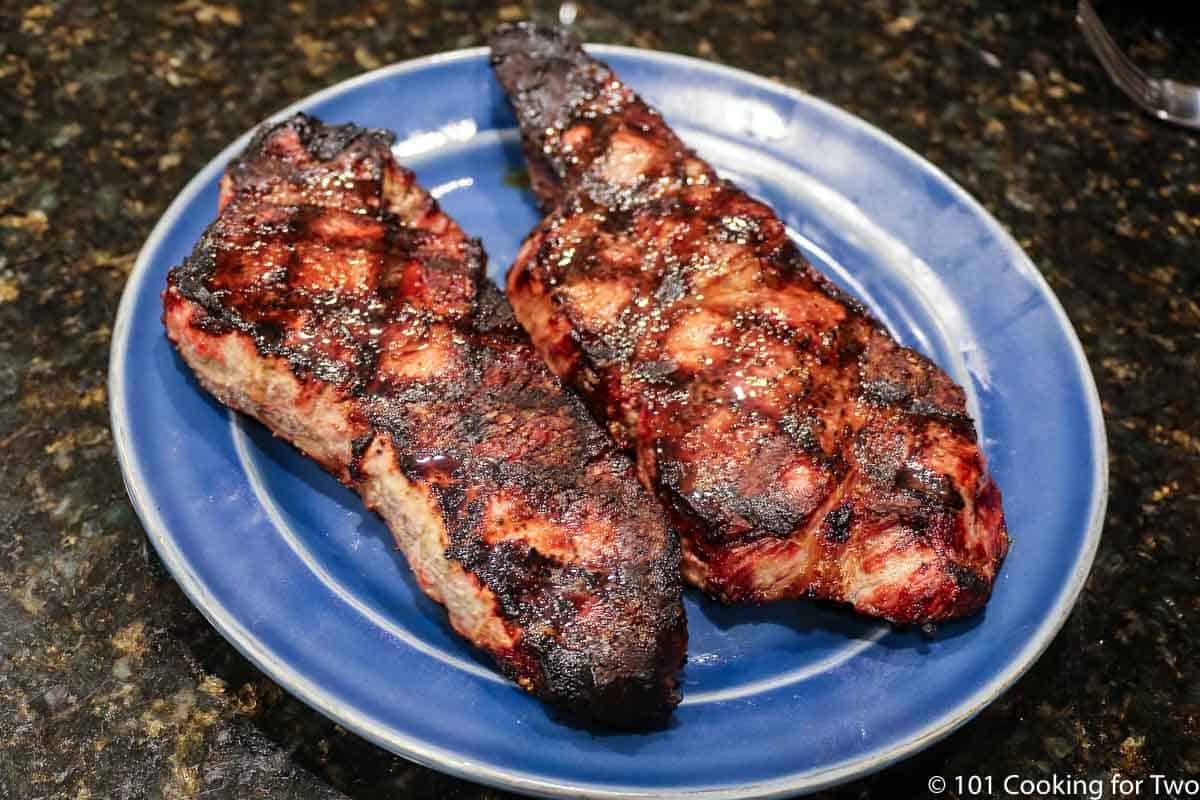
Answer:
top-left (2, 1), bottom-right (1197, 797)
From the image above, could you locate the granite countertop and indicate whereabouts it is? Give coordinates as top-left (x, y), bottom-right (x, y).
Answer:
top-left (2, 0), bottom-right (1197, 797)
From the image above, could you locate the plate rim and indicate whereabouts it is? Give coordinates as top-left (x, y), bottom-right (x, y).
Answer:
top-left (109, 44), bottom-right (1108, 799)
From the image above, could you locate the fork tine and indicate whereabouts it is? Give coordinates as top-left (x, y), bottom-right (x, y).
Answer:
top-left (1077, 2), bottom-right (1144, 82)
top-left (1088, 28), bottom-right (1153, 97)
top-left (1098, 48), bottom-right (1158, 109)
top-left (1077, 0), bottom-right (1157, 103)
top-left (1080, 0), bottom-right (1152, 97)
top-left (1086, 25), bottom-right (1154, 101)
top-left (1078, 0), bottom-right (1200, 129)
top-left (1077, 1), bottom-right (1147, 85)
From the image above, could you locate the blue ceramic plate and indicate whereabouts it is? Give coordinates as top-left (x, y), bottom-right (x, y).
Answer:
top-left (110, 47), bottom-right (1106, 798)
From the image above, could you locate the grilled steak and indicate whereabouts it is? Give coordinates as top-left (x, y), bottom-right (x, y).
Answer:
top-left (162, 113), bottom-right (685, 727)
top-left (492, 24), bottom-right (1009, 624)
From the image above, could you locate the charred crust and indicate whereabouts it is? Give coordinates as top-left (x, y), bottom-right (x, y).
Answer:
top-left (632, 359), bottom-right (680, 385)
top-left (780, 413), bottom-right (821, 453)
top-left (231, 112), bottom-right (395, 173)
top-left (496, 27), bottom-right (1007, 624)
top-left (908, 400), bottom-right (977, 439)
top-left (822, 503), bottom-right (854, 544)
top-left (489, 23), bottom-right (610, 151)
top-left (894, 464), bottom-right (966, 511)
top-left (471, 280), bottom-right (521, 336)
top-left (945, 561), bottom-right (989, 598)
top-left (860, 377), bottom-right (913, 408)
top-left (654, 271), bottom-right (688, 304)
top-left (165, 112), bottom-right (686, 726)
top-left (348, 433), bottom-right (376, 482)
top-left (446, 502), bottom-right (684, 727)
top-left (521, 141), bottom-right (566, 212)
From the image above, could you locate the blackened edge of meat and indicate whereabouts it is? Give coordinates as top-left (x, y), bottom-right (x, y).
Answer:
top-left (448, 525), bottom-right (686, 729)
top-left (491, 22), bottom-right (610, 208)
top-left (489, 23), bottom-right (602, 136)
top-left (233, 112), bottom-right (396, 172)
top-left (471, 280), bottom-right (522, 337)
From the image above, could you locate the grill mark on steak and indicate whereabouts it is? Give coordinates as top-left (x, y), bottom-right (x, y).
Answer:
top-left (162, 113), bottom-right (685, 727)
top-left (492, 24), bottom-right (1009, 624)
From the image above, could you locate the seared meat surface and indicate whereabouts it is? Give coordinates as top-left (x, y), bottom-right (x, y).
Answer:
top-left (163, 113), bottom-right (685, 727)
top-left (492, 25), bottom-right (1009, 624)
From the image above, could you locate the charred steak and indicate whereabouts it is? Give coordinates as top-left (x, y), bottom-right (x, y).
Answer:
top-left (492, 25), bottom-right (1009, 624)
top-left (162, 113), bottom-right (686, 727)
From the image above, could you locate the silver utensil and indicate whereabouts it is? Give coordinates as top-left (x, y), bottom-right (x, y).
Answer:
top-left (1077, 0), bottom-right (1200, 129)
